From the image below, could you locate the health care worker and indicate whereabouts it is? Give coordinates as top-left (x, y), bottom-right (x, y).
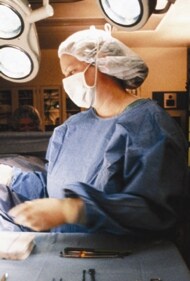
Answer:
top-left (0, 25), bottom-right (188, 237)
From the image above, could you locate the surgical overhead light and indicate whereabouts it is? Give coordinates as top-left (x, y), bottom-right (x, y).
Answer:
top-left (0, 0), bottom-right (54, 83)
top-left (96, 0), bottom-right (176, 31)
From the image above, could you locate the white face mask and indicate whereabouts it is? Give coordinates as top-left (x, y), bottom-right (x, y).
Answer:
top-left (62, 64), bottom-right (96, 108)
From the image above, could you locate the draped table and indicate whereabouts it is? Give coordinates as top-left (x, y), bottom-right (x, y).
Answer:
top-left (0, 232), bottom-right (190, 281)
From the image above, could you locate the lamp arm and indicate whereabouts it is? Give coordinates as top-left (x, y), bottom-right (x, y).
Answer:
top-left (43, 0), bottom-right (51, 6)
top-left (27, 0), bottom-right (54, 23)
top-left (153, 0), bottom-right (176, 14)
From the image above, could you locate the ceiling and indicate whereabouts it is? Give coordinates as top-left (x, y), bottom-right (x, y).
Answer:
top-left (29, 0), bottom-right (190, 49)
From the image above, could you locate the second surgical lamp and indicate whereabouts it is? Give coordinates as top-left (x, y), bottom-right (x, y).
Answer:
top-left (97, 0), bottom-right (176, 31)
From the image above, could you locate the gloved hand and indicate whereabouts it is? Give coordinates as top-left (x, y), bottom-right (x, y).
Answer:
top-left (0, 164), bottom-right (13, 186)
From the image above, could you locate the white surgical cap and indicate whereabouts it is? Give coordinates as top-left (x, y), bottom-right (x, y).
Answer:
top-left (58, 24), bottom-right (148, 89)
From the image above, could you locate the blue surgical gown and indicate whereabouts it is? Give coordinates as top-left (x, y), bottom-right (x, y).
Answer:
top-left (11, 99), bottom-right (189, 236)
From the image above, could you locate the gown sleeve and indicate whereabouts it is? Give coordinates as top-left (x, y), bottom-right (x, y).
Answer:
top-left (63, 109), bottom-right (189, 236)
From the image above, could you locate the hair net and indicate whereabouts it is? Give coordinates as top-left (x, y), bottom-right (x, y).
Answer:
top-left (58, 24), bottom-right (148, 89)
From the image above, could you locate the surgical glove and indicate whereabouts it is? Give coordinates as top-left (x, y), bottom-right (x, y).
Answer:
top-left (0, 164), bottom-right (13, 186)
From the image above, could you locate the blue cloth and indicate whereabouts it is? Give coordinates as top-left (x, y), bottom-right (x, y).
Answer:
top-left (11, 169), bottom-right (47, 200)
top-left (10, 99), bottom-right (189, 235)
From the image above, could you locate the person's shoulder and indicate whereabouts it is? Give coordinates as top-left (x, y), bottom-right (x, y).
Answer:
top-left (118, 98), bottom-right (152, 121)
top-left (120, 98), bottom-right (168, 120)
top-left (117, 98), bottom-right (172, 132)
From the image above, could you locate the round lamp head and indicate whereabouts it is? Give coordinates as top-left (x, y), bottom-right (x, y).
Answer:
top-left (0, 46), bottom-right (33, 79)
top-left (0, 3), bottom-right (24, 39)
